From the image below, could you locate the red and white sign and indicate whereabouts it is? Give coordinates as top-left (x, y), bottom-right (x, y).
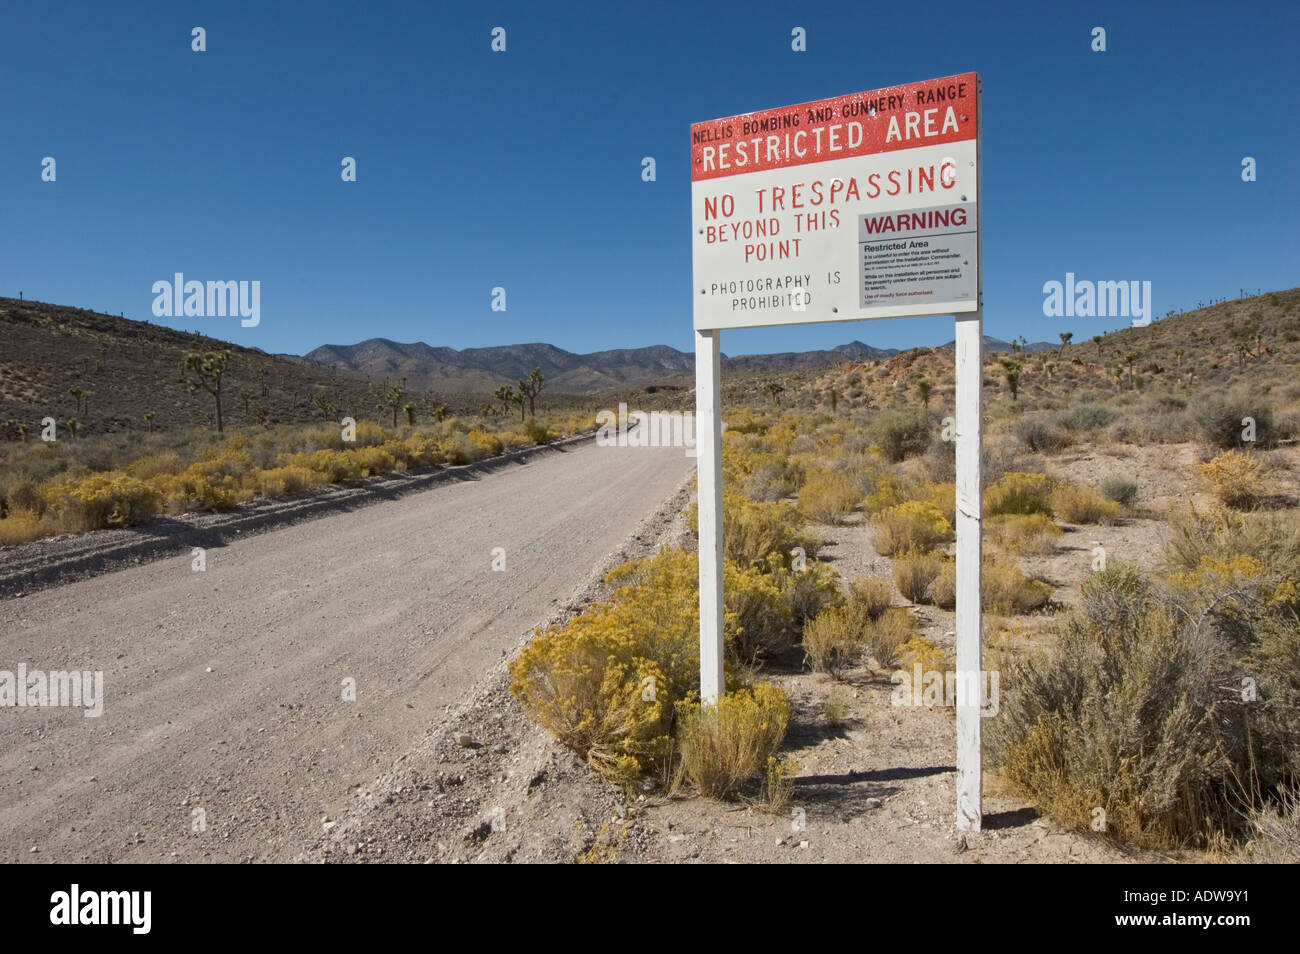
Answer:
top-left (691, 72), bottom-right (980, 330)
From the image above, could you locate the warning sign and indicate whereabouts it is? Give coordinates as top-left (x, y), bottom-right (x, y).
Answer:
top-left (691, 72), bottom-right (980, 330)
top-left (859, 202), bottom-right (977, 308)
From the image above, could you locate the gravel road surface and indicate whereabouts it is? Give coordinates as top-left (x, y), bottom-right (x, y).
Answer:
top-left (0, 441), bottom-right (694, 862)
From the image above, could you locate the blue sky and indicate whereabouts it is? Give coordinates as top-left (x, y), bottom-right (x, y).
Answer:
top-left (2, 0), bottom-right (1296, 358)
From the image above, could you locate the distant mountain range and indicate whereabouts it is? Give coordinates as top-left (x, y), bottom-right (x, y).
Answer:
top-left (300, 336), bottom-right (1053, 394)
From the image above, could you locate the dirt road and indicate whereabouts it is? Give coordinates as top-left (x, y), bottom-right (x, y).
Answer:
top-left (0, 441), bottom-right (695, 862)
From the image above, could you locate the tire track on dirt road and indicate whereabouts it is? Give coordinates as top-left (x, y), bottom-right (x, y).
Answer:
top-left (0, 440), bottom-right (695, 862)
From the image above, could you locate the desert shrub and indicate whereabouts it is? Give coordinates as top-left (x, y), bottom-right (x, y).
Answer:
top-left (1199, 398), bottom-right (1276, 449)
top-left (844, 576), bottom-right (894, 623)
top-left (1054, 403), bottom-right (1114, 433)
top-left (821, 692), bottom-right (850, 729)
top-left (931, 559), bottom-right (957, 610)
top-left (1049, 484), bottom-right (1122, 524)
top-left (0, 509), bottom-right (43, 546)
top-left (770, 560), bottom-right (843, 629)
top-left (922, 434), bottom-right (956, 483)
top-left (1108, 403), bottom-right (1196, 445)
top-left (868, 408), bottom-right (932, 462)
top-left (151, 470), bottom-right (239, 513)
top-left (871, 501), bottom-right (953, 555)
top-left (277, 448), bottom-right (363, 483)
top-left (1014, 417), bottom-right (1071, 453)
top-left (523, 417), bottom-right (554, 445)
top-left (932, 554), bottom-right (1049, 613)
top-left (1163, 510), bottom-right (1300, 582)
top-left (0, 476), bottom-right (44, 517)
top-left (991, 562), bottom-right (1300, 848)
top-left (741, 459), bottom-right (802, 501)
top-left (1100, 476), bottom-right (1139, 507)
top-left (1199, 450), bottom-right (1266, 509)
top-left (802, 606), bottom-right (858, 673)
top-left (986, 513), bottom-right (1062, 555)
top-left (760, 756), bottom-right (799, 813)
top-left (436, 436), bottom-right (470, 465)
top-left (865, 608), bottom-right (920, 665)
top-left (709, 492), bottom-right (816, 570)
top-left (798, 468), bottom-right (860, 524)
top-left (354, 444), bottom-right (398, 477)
top-left (897, 635), bottom-right (948, 674)
top-left (676, 684), bottom-right (790, 799)
top-left (401, 434), bottom-right (440, 466)
top-left (862, 470), bottom-right (914, 513)
top-left (252, 465), bottom-right (318, 497)
top-left (42, 473), bottom-right (162, 531)
top-left (466, 429), bottom-right (504, 458)
top-left (983, 558), bottom-right (1053, 614)
top-left (126, 451), bottom-right (185, 480)
top-left (894, 549), bottom-right (944, 603)
top-left (917, 481), bottom-right (956, 526)
top-left (1246, 790), bottom-right (1300, 863)
top-left (984, 472), bottom-right (1053, 516)
top-left (510, 550), bottom-right (701, 781)
top-left (723, 562), bottom-right (794, 664)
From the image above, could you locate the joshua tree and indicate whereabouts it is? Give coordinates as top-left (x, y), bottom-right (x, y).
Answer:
top-left (1124, 351), bottom-right (1138, 388)
top-left (1111, 363), bottom-right (1124, 391)
top-left (829, 389), bottom-right (838, 413)
top-left (493, 384), bottom-right (514, 418)
top-left (999, 358), bottom-right (1022, 401)
top-left (183, 350), bottom-right (231, 432)
top-left (513, 379), bottom-right (530, 421)
top-left (404, 402), bottom-right (415, 426)
top-left (66, 417), bottom-right (78, 439)
top-left (433, 403), bottom-right (448, 423)
top-left (1093, 334), bottom-right (1103, 357)
top-left (916, 378), bottom-right (932, 408)
top-left (1058, 331), bottom-right (1073, 356)
top-left (525, 367), bottom-right (546, 416)
top-left (68, 387), bottom-right (89, 415)
top-left (144, 411), bottom-right (155, 433)
top-left (383, 384), bottom-right (406, 427)
top-left (765, 380), bottom-right (785, 407)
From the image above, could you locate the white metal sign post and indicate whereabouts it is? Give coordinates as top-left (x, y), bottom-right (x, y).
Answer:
top-left (691, 73), bottom-right (983, 829)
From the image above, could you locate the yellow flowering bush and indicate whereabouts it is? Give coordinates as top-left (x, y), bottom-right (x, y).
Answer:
top-left (1199, 450), bottom-right (1265, 509)
top-left (676, 683), bottom-right (791, 799)
top-left (871, 500), bottom-right (953, 555)
top-left (984, 472), bottom-right (1053, 516)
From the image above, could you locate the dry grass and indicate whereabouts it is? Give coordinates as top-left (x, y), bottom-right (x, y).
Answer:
top-left (797, 467), bottom-right (860, 524)
top-left (1199, 449), bottom-right (1267, 508)
top-left (871, 501), bottom-right (953, 556)
top-left (1049, 484), bottom-right (1122, 524)
top-left (676, 684), bottom-right (791, 800)
top-left (893, 549), bottom-right (945, 603)
top-left (986, 513), bottom-right (1063, 555)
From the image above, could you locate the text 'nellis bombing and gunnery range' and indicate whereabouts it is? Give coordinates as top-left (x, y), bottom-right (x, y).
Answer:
top-left (691, 72), bottom-right (979, 330)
